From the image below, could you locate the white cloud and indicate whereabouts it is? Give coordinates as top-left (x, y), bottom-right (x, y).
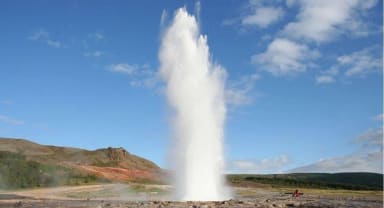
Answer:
top-left (84, 51), bottom-right (104, 57)
top-left (221, 18), bottom-right (237, 26)
top-left (261, 34), bottom-right (272, 42)
top-left (252, 38), bottom-right (318, 76)
top-left (354, 128), bottom-right (383, 150)
top-left (46, 40), bottom-right (61, 48)
top-left (230, 155), bottom-right (290, 173)
top-left (94, 33), bottom-right (104, 40)
top-left (359, 0), bottom-right (379, 9)
top-left (226, 73), bottom-right (260, 106)
top-left (227, 0), bottom-right (379, 81)
top-left (282, 0), bottom-right (378, 43)
top-left (226, 89), bottom-right (251, 106)
top-left (223, 0), bottom-right (284, 29)
top-left (29, 30), bottom-right (49, 40)
top-left (28, 29), bottom-right (62, 48)
top-left (343, 18), bottom-right (379, 37)
top-left (372, 114), bottom-right (383, 122)
top-left (129, 71), bottom-right (159, 89)
top-left (107, 63), bottom-right (159, 89)
top-left (324, 67), bottom-right (339, 76)
top-left (89, 32), bottom-right (104, 40)
top-left (289, 128), bottom-right (383, 173)
top-left (242, 6), bottom-right (284, 28)
top-left (316, 75), bottom-right (335, 84)
top-left (314, 46), bottom-right (381, 83)
top-left (337, 48), bottom-right (382, 76)
top-left (289, 152), bottom-right (382, 173)
top-left (108, 63), bottom-right (137, 75)
top-left (315, 67), bottom-right (339, 84)
top-left (0, 115), bottom-right (24, 125)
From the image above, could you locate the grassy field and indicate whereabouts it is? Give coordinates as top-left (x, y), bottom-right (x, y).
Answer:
top-left (227, 173), bottom-right (383, 191)
top-left (0, 151), bottom-right (106, 189)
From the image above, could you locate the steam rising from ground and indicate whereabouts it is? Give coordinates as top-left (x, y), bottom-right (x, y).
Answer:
top-left (159, 8), bottom-right (230, 201)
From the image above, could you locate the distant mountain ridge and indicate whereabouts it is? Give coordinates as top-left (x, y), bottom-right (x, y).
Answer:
top-left (0, 137), bottom-right (163, 187)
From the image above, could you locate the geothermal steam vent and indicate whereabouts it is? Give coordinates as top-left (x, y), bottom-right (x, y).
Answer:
top-left (159, 8), bottom-right (230, 201)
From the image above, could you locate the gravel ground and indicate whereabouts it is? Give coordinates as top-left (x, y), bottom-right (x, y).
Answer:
top-left (0, 196), bottom-right (383, 208)
top-left (0, 197), bottom-right (382, 208)
top-left (0, 184), bottom-right (382, 208)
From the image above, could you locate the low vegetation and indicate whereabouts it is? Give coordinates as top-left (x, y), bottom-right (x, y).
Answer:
top-left (0, 151), bottom-right (107, 189)
top-left (227, 173), bottom-right (383, 190)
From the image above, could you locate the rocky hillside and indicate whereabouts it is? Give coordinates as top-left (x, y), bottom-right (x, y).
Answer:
top-left (0, 138), bottom-right (163, 188)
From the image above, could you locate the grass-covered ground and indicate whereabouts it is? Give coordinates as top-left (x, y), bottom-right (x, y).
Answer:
top-left (227, 173), bottom-right (383, 191)
top-left (0, 151), bottom-right (106, 189)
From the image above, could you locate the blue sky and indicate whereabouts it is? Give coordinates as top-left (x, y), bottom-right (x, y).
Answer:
top-left (0, 0), bottom-right (382, 173)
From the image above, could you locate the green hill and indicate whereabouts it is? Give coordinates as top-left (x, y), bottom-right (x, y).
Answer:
top-left (0, 138), bottom-right (159, 172)
top-left (0, 137), bottom-right (163, 189)
top-left (0, 150), bottom-right (105, 189)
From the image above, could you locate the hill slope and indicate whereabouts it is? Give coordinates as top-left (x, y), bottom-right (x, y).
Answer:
top-left (0, 138), bottom-right (163, 188)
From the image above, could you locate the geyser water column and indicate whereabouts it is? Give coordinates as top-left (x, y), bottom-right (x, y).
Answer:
top-left (159, 8), bottom-right (230, 201)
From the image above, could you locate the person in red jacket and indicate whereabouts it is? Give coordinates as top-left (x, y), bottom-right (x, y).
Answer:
top-left (292, 189), bottom-right (300, 197)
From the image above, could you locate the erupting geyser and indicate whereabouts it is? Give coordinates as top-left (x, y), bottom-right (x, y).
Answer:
top-left (159, 8), bottom-right (230, 201)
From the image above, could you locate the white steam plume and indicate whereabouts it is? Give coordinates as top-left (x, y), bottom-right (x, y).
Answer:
top-left (159, 8), bottom-right (230, 201)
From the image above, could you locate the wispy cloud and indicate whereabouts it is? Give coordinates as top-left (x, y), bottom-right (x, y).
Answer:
top-left (28, 29), bottom-right (62, 48)
top-left (289, 152), bottom-right (382, 173)
top-left (229, 155), bottom-right (290, 173)
top-left (46, 40), bottom-right (61, 48)
top-left (372, 114), bottom-right (383, 122)
top-left (251, 38), bottom-right (319, 76)
top-left (226, 0), bottom-right (379, 81)
top-left (0, 115), bottom-right (24, 125)
top-left (108, 63), bottom-right (137, 75)
top-left (338, 47), bottom-right (382, 77)
top-left (315, 75), bottom-right (335, 84)
top-left (242, 6), bottom-right (284, 28)
top-left (226, 73), bottom-right (260, 106)
top-left (84, 50), bottom-right (104, 57)
top-left (315, 67), bottom-right (338, 84)
top-left (28, 29), bottom-right (49, 40)
top-left (107, 63), bottom-right (159, 89)
top-left (314, 46), bottom-right (381, 83)
top-left (223, 0), bottom-right (285, 29)
top-left (289, 128), bottom-right (383, 173)
top-left (283, 0), bottom-right (379, 43)
top-left (88, 32), bottom-right (104, 41)
top-left (354, 128), bottom-right (383, 150)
